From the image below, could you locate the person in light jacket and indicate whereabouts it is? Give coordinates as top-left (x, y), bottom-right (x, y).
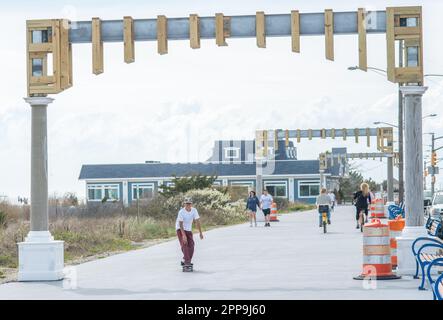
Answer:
top-left (316, 187), bottom-right (332, 227)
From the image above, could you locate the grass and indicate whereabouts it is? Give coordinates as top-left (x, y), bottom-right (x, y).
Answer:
top-left (280, 202), bottom-right (316, 213)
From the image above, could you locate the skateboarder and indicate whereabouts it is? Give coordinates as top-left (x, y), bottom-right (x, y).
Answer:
top-left (260, 189), bottom-right (273, 227)
top-left (176, 197), bottom-right (204, 272)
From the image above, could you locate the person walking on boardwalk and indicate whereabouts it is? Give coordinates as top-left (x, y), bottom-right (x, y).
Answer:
top-left (316, 187), bottom-right (332, 227)
top-left (246, 190), bottom-right (260, 227)
top-left (353, 183), bottom-right (372, 229)
top-left (260, 189), bottom-right (273, 227)
top-left (328, 190), bottom-right (336, 212)
top-left (176, 197), bottom-right (204, 271)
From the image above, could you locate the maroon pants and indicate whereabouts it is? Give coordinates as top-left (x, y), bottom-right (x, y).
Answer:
top-left (177, 230), bottom-right (194, 264)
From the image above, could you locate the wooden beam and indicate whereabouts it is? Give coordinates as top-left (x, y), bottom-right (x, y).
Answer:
top-left (308, 129), bottom-right (313, 140)
top-left (157, 15), bottom-right (168, 55)
top-left (324, 9), bottom-right (334, 61)
top-left (92, 17), bottom-right (104, 75)
top-left (354, 128), bottom-right (359, 143)
top-left (342, 128), bottom-right (347, 140)
top-left (215, 13), bottom-right (227, 46)
top-left (60, 19), bottom-right (72, 89)
top-left (189, 14), bottom-right (200, 49)
top-left (296, 129), bottom-right (301, 143)
top-left (331, 128), bottom-right (336, 139)
top-left (123, 16), bottom-right (135, 63)
top-left (256, 11), bottom-right (266, 48)
top-left (386, 7), bottom-right (395, 82)
top-left (358, 8), bottom-right (367, 71)
top-left (291, 10), bottom-right (300, 53)
top-left (366, 128), bottom-right (371, 147)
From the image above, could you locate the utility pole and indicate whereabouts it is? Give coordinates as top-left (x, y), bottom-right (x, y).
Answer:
top-left (430, 133), bottom-right (443, 198)
top-left (423, 160), bottom-right (427, 191)
top-left (398, 40), bottom-right (405, 204)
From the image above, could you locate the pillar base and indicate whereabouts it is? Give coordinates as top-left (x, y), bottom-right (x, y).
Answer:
top-left (396, 226), bottom-right (428, 276)
top-left (18, 231), bottom-right (64, 282)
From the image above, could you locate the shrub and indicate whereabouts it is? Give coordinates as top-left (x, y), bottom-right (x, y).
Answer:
top-left (159, 174), bottom-right (218, 198)
top-left (273, 198), bottom-right (289, 211)
top-left (0, 211), bottom-right (6, 228)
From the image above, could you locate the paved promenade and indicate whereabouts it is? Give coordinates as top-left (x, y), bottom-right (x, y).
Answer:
top-left (0, 206), bottom-right (432, 299)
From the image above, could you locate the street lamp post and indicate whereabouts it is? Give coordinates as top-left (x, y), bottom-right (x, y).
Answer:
top-left (429, 133), bottom-right (443, 198)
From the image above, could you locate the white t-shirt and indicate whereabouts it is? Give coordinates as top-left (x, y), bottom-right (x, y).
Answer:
top-left (328, 193), bottom-right (336, 202)
top-left (175, 207), bottom-right (200, 231)
top-left (260, 194), bottom-right (273, 210)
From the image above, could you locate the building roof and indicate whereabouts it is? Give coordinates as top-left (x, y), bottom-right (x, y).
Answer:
top-left (79, 160), bottom-right (323, 180)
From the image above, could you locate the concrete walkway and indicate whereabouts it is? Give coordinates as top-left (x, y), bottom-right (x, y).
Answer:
top-left (0, 206), bottom-right (432, 300)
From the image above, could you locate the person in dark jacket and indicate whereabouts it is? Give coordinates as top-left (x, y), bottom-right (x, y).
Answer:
top-left (246, 190), bottom-right (260, 227)
top-left (353, 183), bottom-right (372, 229)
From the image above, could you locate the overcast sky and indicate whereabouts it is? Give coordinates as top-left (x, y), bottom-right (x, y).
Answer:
top-left (1, 0), bottom-right (443, 202)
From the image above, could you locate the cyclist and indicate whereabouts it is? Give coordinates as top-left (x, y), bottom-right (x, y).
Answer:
top-left (316, 187), bottom-right (332, 227)
top-left (353, 183), bottom-right (371, 230)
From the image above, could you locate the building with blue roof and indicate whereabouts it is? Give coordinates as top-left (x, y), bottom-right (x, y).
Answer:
top-left (79, 139), bottom-right (348, 206)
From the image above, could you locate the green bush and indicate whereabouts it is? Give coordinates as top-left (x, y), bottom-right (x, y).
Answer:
top-left (159, 174), bottom-right (218, 198)
top-left (273, 198), bottom-right (289, 211)
top-left (0, 211), bottom-right (6, 228)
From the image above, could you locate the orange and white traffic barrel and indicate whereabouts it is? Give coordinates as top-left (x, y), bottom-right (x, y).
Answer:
top-left (270, 202), bottom-right (279, 222)
top-left (354, 219), bottom-right (401, 280)
top-left (371, 199), bottom-right (386, 219)
top-left (388, 216), bottom-right (405, 269)
top-left (369, 199), bottom-right (376, 217)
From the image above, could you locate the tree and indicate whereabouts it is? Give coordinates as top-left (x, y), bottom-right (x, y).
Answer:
top-left (338, 170), bottom-right (364, 204)
top-left (159, 174), bottom-right (218, 198)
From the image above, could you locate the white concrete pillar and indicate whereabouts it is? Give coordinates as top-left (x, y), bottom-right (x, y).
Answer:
top-left (122, 181), bottom-right (129, 207)
top-left (387, 156), bottom-right (394, 202)
top-left (18, 97), bottom-right (64, 281)
top-left (396, 86), bottom-right (428, 276)
top-left (289, 178), bottom-right (295, 202)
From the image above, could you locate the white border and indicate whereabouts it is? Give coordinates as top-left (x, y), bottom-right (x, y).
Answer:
top-left (264, 180), bottom-right (288, 198)
top-left (298, 180), bottom-right (321, 199)
top-left (131, 183), bottom-right (155, 201)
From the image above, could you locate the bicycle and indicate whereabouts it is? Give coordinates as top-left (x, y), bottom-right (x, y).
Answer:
top-left (358, 208), bottom-right (365, 232)
top-left (318, 205), bottom-right (329, 234)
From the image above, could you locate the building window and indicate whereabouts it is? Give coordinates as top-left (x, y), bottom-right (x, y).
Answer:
top-left (230, 181), bottom-right (254, 188)
top-left (225, 147), bottom-right (240, 159)
top-left (132, 183), bottom-right (155, 200)
top-left (264, 181), bottom-right (288, 198)
top-left (87, 184), bottom-right (120, 201)
top-left (299, 181), bottom-right (320, 198)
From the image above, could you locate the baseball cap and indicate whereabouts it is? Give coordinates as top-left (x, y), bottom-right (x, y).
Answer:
top-left (184, 197), bottom-right (193, 204)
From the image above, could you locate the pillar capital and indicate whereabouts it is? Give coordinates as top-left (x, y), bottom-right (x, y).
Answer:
top-left (24, 96), bottom-right (54, 106)
top-left (399, 86), bottom-right (428, 96)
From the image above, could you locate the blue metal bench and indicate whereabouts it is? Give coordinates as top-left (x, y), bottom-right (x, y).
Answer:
top-left (425, 216), bottom-right (443, 239)
top-left (412, 237), bottom-right (443, 290)
top-left (388, 204), bottom-right (405, 220)
top-left (426, 257), bottom-right (443, 300)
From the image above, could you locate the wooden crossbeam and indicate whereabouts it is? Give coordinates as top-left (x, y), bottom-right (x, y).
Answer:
top-left (291, 10), bottom-right (300, 53)
top-left (189, 14), bottom-right (200, 49)
top-left (157, 15), bottom-right (168, 54)
top-left (358, 8), bottom-right (367, 71)
top-left (92, 17), bottom-right (104, 75)
top-left (215, 13), bottom-right (227, 46)
top-left (256, 11), bottom-right (266, 48)
top-left (325, 9), bottom-right (334, 61)
top-left (124, 16), bottom-right (135, 63)
top-left (386, 7), bottom-right (395, 82)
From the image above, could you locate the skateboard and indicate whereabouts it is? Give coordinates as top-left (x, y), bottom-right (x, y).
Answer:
top-left (182, 265), bottom-right (193, 272)
top-left (181, 261), bottom-right (194, 272)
